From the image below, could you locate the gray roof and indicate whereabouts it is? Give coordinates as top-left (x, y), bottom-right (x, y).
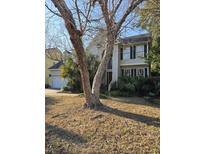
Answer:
top-left (119, 33), bottom-right (151, 44)
top-left (48, 61), bottom-right (64, 69)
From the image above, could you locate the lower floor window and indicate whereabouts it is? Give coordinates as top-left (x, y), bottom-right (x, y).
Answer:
top-left (138, 69), bottom-right (144, 76)
top-left (121, 68), bottom-right (146, 77)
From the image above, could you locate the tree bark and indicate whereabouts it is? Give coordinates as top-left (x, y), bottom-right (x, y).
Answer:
top-left (92, 33), bottom-right (115, 98)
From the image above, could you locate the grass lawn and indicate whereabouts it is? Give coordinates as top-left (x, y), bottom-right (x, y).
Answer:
top-left (46, 94), bottom-right (160, 154)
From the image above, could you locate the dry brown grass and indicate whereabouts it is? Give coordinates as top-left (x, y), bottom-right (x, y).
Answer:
top-left (45, 94), bottom-right (160, 154)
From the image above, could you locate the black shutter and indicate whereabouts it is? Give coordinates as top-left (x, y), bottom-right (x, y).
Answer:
top-left (145, 68), bottom-right (148, 77)
top-left (144, 44), bottom-right (147, 57)
top-left (120, 48), bottom-right (123, 60)
top-left (133, 45), bottom-right (136, 59)
top-left (130, 46), bottom-right (132, 59)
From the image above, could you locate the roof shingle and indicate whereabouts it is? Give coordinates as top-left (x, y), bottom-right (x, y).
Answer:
top-left (48, 61), bottom-right (64, 69)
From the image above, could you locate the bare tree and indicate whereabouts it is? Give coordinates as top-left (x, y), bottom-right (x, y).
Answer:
top-left (91, 0), bottom-right (144, 99)
top-left (50, 0), bottom-right (144, 108)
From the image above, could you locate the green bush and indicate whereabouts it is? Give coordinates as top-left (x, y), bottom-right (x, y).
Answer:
top-left (110, 81), bottom-right (118, 91)
top-left (110, 76), bottom-right (160, 97)
top-left (118, 77), bottom-right (136, 94)
top-left (61, 53), bottom-right (99, 93)
top-left (62, 86), bottom-right (69, 91)
top-left (110, 90), bottom-right (121, 97)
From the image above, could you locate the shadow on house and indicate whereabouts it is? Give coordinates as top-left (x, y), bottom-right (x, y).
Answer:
top-left (45, 123), bottom-right (87, 144)
top-left (95, 105), bottom-right (160, 127)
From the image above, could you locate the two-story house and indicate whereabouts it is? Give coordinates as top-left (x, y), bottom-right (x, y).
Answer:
top-left (86, 31), bottom-right (151, 90)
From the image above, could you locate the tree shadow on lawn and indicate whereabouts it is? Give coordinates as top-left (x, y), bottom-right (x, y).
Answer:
top-left (95, 105), bottom-right (160, 127)
top-left (107, 96), bottom-right (160, 108)
top-left (46, 123), bottom-right (87, 144)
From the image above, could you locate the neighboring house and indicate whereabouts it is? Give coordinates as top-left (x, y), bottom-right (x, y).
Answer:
top-left (86, 32), bottom-right (151, 90)
top-left (46, 48), bottom-right (71, 89)
top-left (45, 48), bottom-right (63, 85)
top-left (48, 61), bottom-right (68, 89)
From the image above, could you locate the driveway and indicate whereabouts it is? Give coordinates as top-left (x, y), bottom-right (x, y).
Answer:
top-left (45, 89), bottom-right (60, 95)
top-left (45, 88), bottom-right (79, 97)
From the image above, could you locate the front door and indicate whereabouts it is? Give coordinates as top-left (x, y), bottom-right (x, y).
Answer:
top-left (107, 72), bottom-right (112, 86)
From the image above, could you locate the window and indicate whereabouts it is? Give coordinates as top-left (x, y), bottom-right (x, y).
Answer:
top-left (125, 69), bottom-right (130, 76)
top-left (136, 45), bottom-right (144, 57)
top-left (120, 48), bottom-right (123, 60)
top-left (123, 49), bottom-right (130, 60)
top-left (131, 69), bottom-right (134, 77)
top-left (138, 69), bottom-right (144, 76)
top-left (134, 69), bottom-right (137, 76)
top-left (130, 46), bottom-right (136, 59)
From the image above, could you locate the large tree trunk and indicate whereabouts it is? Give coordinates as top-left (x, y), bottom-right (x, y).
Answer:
top-left (92, 33), bottom-right (115, 98)
top-left (51, 0), bottom-right (102, 108)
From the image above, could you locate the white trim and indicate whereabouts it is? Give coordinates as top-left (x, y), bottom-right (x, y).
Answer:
top-left (120, 63), bottom-right (148, 66)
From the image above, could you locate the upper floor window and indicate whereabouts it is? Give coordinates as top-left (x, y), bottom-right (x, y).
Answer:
top-left (136, 45), bottom-right (144, 57)
top-left (121, 44), bottom-right (148, 60)
top-left (130, 46), bottom-right (136, 59)
top-left (123, 48), bottom-right (130, 60)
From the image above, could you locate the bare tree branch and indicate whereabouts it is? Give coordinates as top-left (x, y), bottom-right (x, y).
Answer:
top-left (45, 2), bottom-right (62, 18)
top-left (110, 0), bottom-right (122, 20)
top-left (116, 0), bottom-right (144, 33)
top-left (98, 0), bottom-right (111, 27)
top-left (81, 1), bottom-right (92, 33)
top-left (74, 0), bottom-right (83, 32)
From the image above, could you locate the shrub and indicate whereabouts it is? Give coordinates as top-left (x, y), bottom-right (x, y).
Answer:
top-left (110, 81), bottom-right (118, 91)
top-left (62, 86), bottom-right (69, 91)
top-left (110, 90), bottom-right (121, 97)
top-left (110, 76), bottom-right (160, 97)
top-left (117, 77), bottom-right (137, 95)
top-left (61, 53), bottom-right (100, 93)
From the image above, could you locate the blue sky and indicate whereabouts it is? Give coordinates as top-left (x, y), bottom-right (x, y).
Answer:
top-left (45, 0), bottom-right (147, 52)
